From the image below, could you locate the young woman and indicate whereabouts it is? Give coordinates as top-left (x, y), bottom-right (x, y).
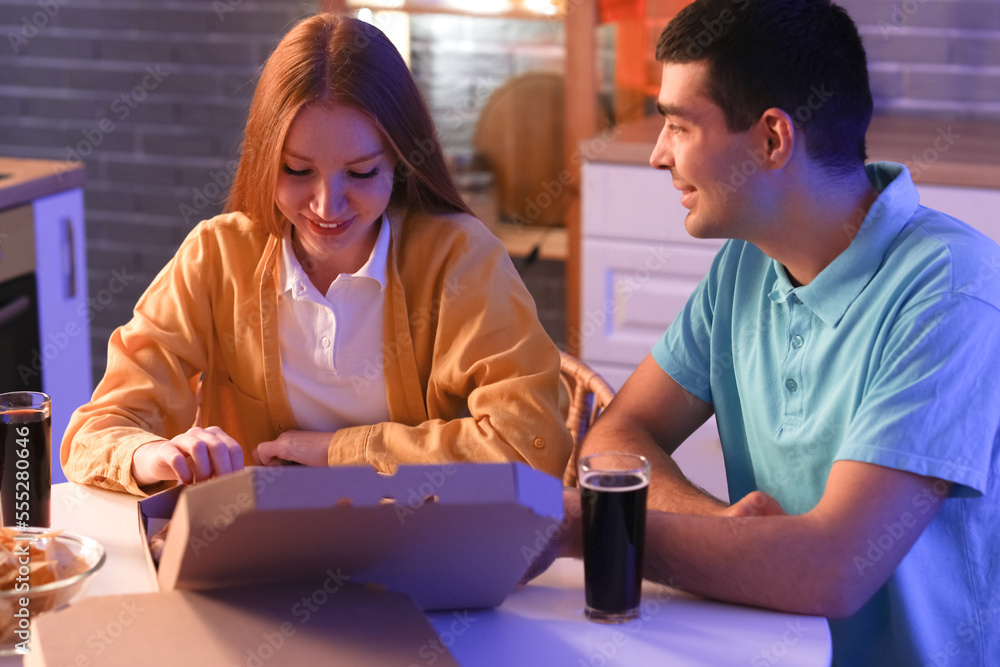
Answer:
top-left (61, 14), bottom-right (572, 495)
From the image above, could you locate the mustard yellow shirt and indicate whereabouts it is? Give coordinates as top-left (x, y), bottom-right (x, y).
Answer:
top-left (61, 208), bottom-right (572, 495)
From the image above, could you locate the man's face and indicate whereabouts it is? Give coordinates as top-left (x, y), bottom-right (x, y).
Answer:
top-left (649, 61), bottom-right (757, 240)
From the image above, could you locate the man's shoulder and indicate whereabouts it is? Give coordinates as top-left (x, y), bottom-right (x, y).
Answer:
top-left (895, 206), bottom-right (1000, 308)
top-left (906, 205), bottom-right (993, 245)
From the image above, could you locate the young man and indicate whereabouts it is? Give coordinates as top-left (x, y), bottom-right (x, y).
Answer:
top-left (547, 1), bottom-right (1000, 664)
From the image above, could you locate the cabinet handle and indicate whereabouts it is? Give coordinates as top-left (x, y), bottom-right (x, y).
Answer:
top-left (62, 216), bottom-right (76, 298)
top-left (0, 295), bottom-right (30, 329)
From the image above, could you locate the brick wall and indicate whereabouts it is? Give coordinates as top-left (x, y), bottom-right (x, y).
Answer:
top-left (0, 0), bottom-right (317, 384)
top-left (408, 14), bottom-right (566, 154)
top-left (838, 0), bottom-right (1000, 118)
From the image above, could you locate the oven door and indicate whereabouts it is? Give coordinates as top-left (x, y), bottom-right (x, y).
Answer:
top-left (0, 272), bottom-right (42, 392)
top-left (0, 203), bottom-right (42, 392)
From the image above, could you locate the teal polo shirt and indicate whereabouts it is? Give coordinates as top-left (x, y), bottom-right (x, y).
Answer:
top-left (653, 162), bottom-right (1000, 666)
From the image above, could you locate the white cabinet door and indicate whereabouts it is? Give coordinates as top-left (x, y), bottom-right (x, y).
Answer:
top-left (580, 238), bottom-right (721, 367)
top-left (33, 188), bottom-right (90, 483)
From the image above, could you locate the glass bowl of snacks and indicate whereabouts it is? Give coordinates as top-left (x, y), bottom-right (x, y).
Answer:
top-left (0, 526), bottom-right (106, 656)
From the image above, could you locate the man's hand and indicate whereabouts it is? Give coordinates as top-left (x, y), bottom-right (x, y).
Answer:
top-left (519, 487), bottom-right (786, 585)
top-left (131, 425), bottom-right (244, 486)
top-left (641, 462), bottom-right (951, 617)
top-left (254, 430), bottom-right (331, 467)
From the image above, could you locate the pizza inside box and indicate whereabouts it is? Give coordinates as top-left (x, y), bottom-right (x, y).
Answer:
top-left (27, 463), bottom-right (563, 666)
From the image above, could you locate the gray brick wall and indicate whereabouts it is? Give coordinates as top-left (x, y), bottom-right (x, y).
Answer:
top-left (0, 0), bottom-right (316, 384)
top-left (838, 0), bottom-right (1000, 118)
top-left (408, 13), bottom-right (565, 154)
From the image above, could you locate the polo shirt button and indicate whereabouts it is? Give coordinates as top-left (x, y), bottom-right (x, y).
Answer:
top-left (321, 336), bottom-right (331, 348)
top-left (532, 437), bottom-right (545, 449)
top-left (785, 379), bottom-right (798, 392)
top-left (792, 335), bottom-right (804, 349)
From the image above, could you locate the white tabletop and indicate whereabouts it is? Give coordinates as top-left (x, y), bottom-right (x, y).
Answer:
top-left (3, 484), bottom-right (832, 666)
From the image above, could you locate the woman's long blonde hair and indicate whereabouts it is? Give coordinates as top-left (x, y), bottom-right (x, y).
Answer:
top-left (226, 14), bottom-right (471, 237)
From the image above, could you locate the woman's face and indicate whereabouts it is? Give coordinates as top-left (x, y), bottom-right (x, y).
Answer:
top-left (275, 103), bottom-right (399, 274)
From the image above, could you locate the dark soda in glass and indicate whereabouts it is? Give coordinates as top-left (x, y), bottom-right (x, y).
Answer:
top-left (581, 471), bottom-right (648, 621)
top-left (0, 392), bottom-right (52, 528)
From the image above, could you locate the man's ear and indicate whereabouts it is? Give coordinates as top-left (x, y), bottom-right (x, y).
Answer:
top-left (754, 107), bottom-right (795, 169)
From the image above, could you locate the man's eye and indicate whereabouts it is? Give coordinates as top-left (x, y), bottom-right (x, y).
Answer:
top-left (282, 164), bottom-right (310, 176)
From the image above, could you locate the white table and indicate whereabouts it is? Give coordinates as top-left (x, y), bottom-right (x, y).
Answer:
top-left (3, 484), bottom-right (832, 666)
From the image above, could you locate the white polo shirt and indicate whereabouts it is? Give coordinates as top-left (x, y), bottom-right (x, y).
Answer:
top-left (277, 215), bottom-right (391, 433)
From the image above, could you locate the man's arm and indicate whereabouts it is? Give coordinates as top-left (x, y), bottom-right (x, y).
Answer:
top-left (580, 354), bottom-right (725, 514)
top-left (584, 460), bottom-right (949, 618)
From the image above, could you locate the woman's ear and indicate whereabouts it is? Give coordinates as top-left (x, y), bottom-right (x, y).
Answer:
top-left (756, 107), bottom-right (795, 170)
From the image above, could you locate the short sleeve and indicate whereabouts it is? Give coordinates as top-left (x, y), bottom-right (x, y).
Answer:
top-left (651, 251), bottom-right (723, 406)
top-left (838, 294), bottom-right (1000, 497)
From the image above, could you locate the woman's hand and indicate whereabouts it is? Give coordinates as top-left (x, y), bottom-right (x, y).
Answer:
top-left (721, 490), bottom-right (788, 519)
top-left (131, 425), bottom-right (244, 486)
top-left (254, 430), bottom-right (330, 467)
top-left (520, 487), bottom-right (584, 584)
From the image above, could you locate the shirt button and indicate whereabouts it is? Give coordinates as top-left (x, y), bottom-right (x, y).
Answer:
top-left (785, 379), bottom-right (798, 392)
top-left (792, 335), bottom-right (804, 349)
top-left (321, 336), bottom-right (331, 349)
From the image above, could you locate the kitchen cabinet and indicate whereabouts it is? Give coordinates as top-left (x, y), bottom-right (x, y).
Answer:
top-left (564, 0), bottom-right (691, 355)
top-left (0, 158), bottom-right (88, 484)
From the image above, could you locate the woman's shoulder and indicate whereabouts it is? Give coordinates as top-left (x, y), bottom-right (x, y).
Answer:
top-left (396, 207), bottom-right (504, 256)
top-left (190, 211), bottom-right (265, 236)
top-left (184, 211), bottom-right (272, 250)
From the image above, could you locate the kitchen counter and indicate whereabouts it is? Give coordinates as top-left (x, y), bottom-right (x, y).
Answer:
top-left (587, 114), bottom-right (1000, 189)
top-left (0, 157), bottom-right (85, 210)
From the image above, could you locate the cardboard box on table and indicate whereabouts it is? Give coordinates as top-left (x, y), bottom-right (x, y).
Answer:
top-left (27, 463), bottom-right (563, 666)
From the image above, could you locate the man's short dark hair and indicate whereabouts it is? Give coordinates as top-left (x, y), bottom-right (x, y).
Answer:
top-left (656, 0), bottom-right (872, 174)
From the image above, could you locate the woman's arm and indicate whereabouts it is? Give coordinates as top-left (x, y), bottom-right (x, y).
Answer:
top-left (61, 219), bottom-right (249, 494)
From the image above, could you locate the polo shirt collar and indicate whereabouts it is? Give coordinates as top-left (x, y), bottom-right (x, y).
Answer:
top-left (768, 162), bottom-right (920, 327)
top-left (280, 212), bottom-right (391, 295)
top-left (354, 213), bottom-right (390, 292)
